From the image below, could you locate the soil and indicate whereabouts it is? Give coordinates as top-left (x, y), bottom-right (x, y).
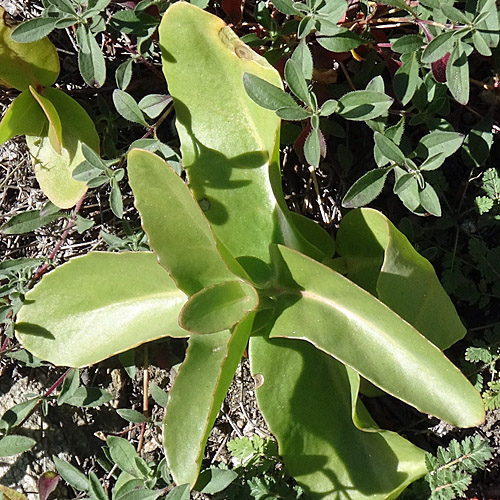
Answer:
top-left (1, 0), bottom-right (500, 499)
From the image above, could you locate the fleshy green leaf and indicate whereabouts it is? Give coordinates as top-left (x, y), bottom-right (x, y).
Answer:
top-left (342, 167), bottom-right (392, 208)
top-left (16, 252), bottom-right (188, 367)
top-left (0, 90), bottom-right (46, 144)
top-left (29, 85), bottom-right (63, 154)
top-left (128, 149), bottom-right (239, 294)
top-left (179, 280), bottom-right (258, 334)
top-left (164, 314), bottom-right (254, 486)
top-left (165, 484), bottom-right (190, 500)
top-left (336, 208), bottom-right (466, 349)
top-left (269, 244), bottom-right (485, 427)
top-left (160, 2), bottom-right (331, 283)
top-left (0, 8), bottom-right (59, 90)
top-left (25, 87), bottom-right (99, 208)
top-left (250, 335), bottom-right (427, 500)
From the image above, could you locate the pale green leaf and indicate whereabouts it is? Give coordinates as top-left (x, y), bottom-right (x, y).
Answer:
top-left (0, 11), bottom-right (59, 91)
top-left (16, 252), bottom-right (188, 367)
top-left (160, 3), bottom-right (331, 283)
top-left (269, 244), bottom-right (485, 427)
top-left (128, 149), bottom-right (238, 294)
top-left (25, 87), bottom-right (99, 209)
top-left (164, 314), bottom-right (254, 486)
top-left (336, 208), bottom-right (467, 350)
top-left (250, 335), bottom-right (427, 500)
top-left (179, 280), bottom-right (259, 334)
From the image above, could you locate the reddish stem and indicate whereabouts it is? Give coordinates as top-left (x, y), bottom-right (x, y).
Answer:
top-left (45, 367), bottom-right (72, 397)
top-left (32, 195), bottom-right (85, 282)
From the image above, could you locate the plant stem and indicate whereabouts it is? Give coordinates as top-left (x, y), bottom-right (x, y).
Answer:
top-left (32, 195), bottom-right (85, 282)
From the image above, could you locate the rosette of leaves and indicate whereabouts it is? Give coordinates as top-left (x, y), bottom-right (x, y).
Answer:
top-left (15, 4), bottom-right (484, 499)
top-left (0, 7), bottom-right (99, 208)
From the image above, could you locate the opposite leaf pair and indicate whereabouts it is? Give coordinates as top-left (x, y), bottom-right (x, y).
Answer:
top-left (15, 4), bottom-right (484, 499)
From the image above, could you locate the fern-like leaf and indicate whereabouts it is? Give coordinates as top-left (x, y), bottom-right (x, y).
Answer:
top-left (481, 168), bottom-right (500, 200)
top-left (465, 345), bottom-right (493, 364)
top-left (228, 436), bottom-right (261, 466)
top-left (425, 436), bottom-right (493, 500)
top-left (427, 468), bottom-right (471, 500)
top-left (483, 380), bottom-right (500, 410)
top-left (475, 195), bottom-right (494, 214)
